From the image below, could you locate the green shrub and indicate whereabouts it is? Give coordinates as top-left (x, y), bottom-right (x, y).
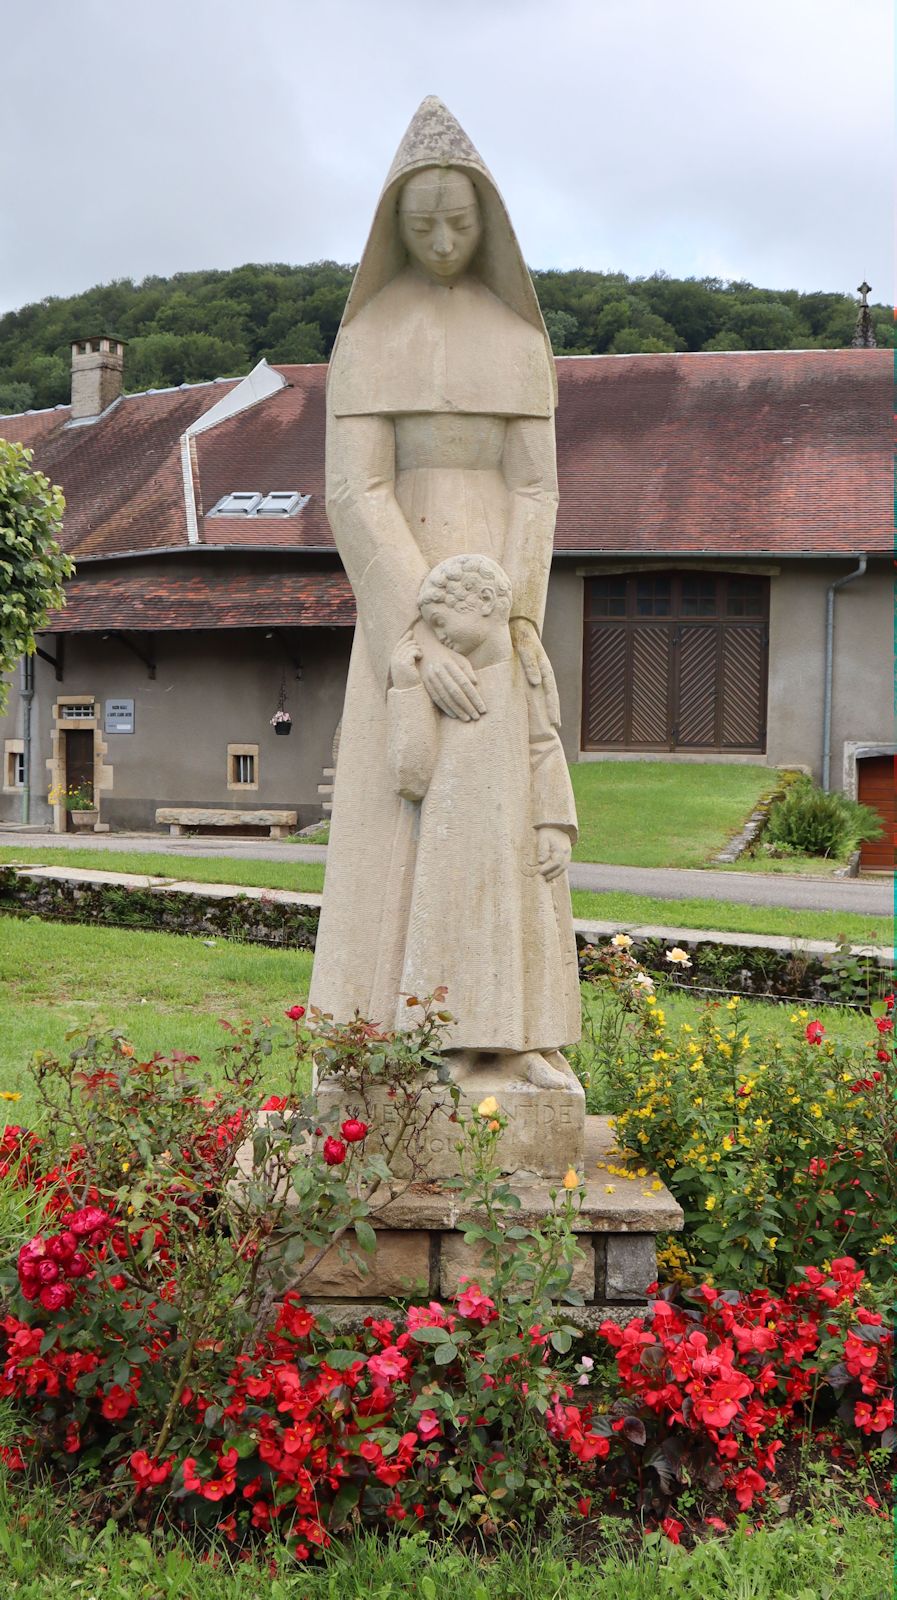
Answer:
top-left (765, 780), bottom-right (882, 859)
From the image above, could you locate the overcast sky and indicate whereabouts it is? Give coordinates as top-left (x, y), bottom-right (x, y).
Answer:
top-left (2, 0), bottom-right (891, 315)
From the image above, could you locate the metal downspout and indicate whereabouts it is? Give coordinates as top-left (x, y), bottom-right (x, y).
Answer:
top-left (21, 654), bottom-right (34, 824)
top-left (822, 556), bottom-right (867, 791)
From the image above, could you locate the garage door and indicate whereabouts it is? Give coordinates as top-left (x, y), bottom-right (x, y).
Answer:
top-left (582, 572), bottom-right (769, 753)
top-left (857, 755), bottom-right (895, 872)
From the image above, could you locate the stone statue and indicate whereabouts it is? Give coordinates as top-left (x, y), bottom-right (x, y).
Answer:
top-left (310, 98), bottom-right (582, 1148)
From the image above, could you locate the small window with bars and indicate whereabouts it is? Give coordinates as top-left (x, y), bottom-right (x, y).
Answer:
top-left (60, 702), bottom-right (96, 721)
top-left (232, 753), bottom-right (255, 785)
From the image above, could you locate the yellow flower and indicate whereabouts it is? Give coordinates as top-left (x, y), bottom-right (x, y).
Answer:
top-left (121, 1161), bottom-right (130, 1173)
top-left (880, 1233), bottom-right (896, 1247)
top-left (704, 1195), bottom-right (717, 1210)
top-left (611, 933), bottom-right (633, 949)
top-left (0, 1091), bottom-right (22, 1102)
top-left (477, 1096), bottom-right (499, 1118)
top-left (651, 1179), bottom-right (663, 1192)
top-left (604, 1184), bottom-right (616, 1194)
top-left (767, 1236), bottom-right (778, 1249)
top-left (563, 1168), bottom-right (581, 1190)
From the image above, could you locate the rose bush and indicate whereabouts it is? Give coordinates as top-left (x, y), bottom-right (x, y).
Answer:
top-left (578, 944), bottom-right (896, 1289)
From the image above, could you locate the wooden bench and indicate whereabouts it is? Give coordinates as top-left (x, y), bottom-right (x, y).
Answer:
top-left (155, 807), bottom-right (297, 840)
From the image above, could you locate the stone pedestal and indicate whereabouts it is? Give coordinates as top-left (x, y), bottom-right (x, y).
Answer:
top-left (287, 1116), bottom-right (683, 1325)
top-left (315, 1056), bottom-right (585, 1183)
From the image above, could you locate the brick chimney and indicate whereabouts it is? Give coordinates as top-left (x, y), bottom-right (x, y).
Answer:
top-left (70, 336), bottom-right (125, 420)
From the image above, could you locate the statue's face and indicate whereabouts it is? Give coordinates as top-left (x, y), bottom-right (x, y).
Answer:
top-left (399, 168), bottom-right (482, 282)
top-left (421, 592), bottom-right (494, 656)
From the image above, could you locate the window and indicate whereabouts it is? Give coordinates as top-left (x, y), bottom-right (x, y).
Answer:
top-left (256, 491), bottom-right (309, 516)
top-left (58, 702), bottom-right (95, 721)
top-left (4, 743), bottom-right (24, 791)
top-left (227, 744), bottom-right (259, 791)
top-left (635, 576), bottom-right (672, 616)
top-left (210, 492), bottom-right (263, 517)
top-left (210, 491), bottom-right (309, 518)
top-left (726, 577), bottom-right (766, 616)
top-left (681, 576), bottom-right (717, 616)
top-left (587, 577), bottom-right (627, 617)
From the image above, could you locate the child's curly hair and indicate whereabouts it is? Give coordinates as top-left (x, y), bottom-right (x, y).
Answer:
top-left (419, 553), bottom-right (513, 616)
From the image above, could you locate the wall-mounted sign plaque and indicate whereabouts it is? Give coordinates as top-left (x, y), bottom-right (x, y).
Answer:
top-left (104, 699), bottom-right (135, 734)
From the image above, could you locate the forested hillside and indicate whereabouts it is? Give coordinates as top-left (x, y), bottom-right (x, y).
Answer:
top-left (0, 262), bottom-right (888, 414)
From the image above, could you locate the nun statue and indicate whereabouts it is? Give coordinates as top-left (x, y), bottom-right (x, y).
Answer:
top-left (309, 98), bottom-right (582, 1106)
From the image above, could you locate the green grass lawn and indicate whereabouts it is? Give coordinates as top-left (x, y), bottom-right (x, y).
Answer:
top-left (0, 919), bottom-right (880, 1125)
top-left (569, 761), bottom-right (775, 868)
top-left (0, 845), bottom-right (326, 894)
top-left (0, 1481), bottom-right (887, 1600)
top-left (2, 845), bottom-right (889, 946)
top-left (570, 888), bottom-right (891, 946)
top-left (0, 918), bottom-right (311, 1120)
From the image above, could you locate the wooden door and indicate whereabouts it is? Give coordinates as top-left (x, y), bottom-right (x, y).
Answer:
top-left (64, 729), bottom-right (94, 802)
top-left (857, 755), bottom-right (895, 872)
top-left (581, 572), bottom-right (769, 753)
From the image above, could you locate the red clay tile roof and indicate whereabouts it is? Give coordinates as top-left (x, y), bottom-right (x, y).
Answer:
top-left (42, 567), bottom-right (356, 632)
top-left (2, 349), bottom-right (889, 567)
top-left (0, 382), bottom-right (240, 558)
top-left (554, 349), bottom-right (890, 555)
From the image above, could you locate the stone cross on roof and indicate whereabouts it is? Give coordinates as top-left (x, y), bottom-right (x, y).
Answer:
top-left (852, 280), bottom-right (876, 347)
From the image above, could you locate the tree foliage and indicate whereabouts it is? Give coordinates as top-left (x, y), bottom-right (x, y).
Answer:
top-left (0, 262), bottom-right (891, 413)
top-left (0, 439), bottom-right (72, 710)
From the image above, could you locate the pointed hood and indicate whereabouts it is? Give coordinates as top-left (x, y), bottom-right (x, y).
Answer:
top-left (330, 97), bottom-right (557, 413)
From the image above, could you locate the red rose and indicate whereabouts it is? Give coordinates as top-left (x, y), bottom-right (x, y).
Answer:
top-left (39, 1282), bottom-right (72, 1312)
top-left (341, 1117), bottom-right (369, 1144)
top-left (876, 1049), bottom-right (890, 1063)
top-left (322, 1136), bottom-right (347, 1166)
top-left (661, 1517), bottom-right (684, 1544)
top-left (261, 1094), bottom-right (288, 1111)
top-left (805, 1021), bottom-right (825, 1044)
top-left (285, 1005), bottom-right (306, 1022)
top-left (37, 1260), bottom-right (60, 1284)
top-left (875, 1016), bottom-right (893, 1034)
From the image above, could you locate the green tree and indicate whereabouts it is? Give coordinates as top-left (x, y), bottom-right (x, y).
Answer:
top-left (0, 440), bottom-right (72, 713)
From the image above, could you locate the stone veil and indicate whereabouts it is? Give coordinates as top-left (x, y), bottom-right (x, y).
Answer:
top-left (308, 97), bottom-right (582, 1093)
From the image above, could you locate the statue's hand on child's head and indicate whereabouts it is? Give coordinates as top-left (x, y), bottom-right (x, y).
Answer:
top-left (536, 825), bottom-right (572, 882)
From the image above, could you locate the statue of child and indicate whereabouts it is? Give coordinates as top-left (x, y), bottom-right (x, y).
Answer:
top-left (386, 553), bottom-right (581, 1085)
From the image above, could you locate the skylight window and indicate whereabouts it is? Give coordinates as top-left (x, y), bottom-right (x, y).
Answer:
top-left (209, 491), bottom-right (309, 517)
top-left (210, 492), bottom-right (263, 516)
top-left (257, 491), bottom-right (309, 516)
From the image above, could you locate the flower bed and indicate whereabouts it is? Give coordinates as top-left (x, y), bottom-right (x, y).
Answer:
top-left (576, 942), bottom-right (896, 1290)
top-left (0, 989), bottom-right (892, 1559)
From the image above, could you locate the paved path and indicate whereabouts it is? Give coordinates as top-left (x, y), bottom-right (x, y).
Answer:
top-left (0, 826), bottom-right (890, 915)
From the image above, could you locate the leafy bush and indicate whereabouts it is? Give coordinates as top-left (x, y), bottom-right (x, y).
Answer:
top-left (765, 780), bottom-right (882, 859)
top-left (0, 440), bottom-right (72, 713)
top-left (576, 944), bottom-right (896, 1289)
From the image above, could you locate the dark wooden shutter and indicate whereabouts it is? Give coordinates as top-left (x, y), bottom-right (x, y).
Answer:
top-left (721, 626), bottom-right (767, 749)
top-left (583, 623), bottom-right (627, 745)
top-left (581, 572), bottom-right (768, 753)
top-left (629, 625), bottom-right (671, 745)
top-left (675, 626), bottom-right (718, 747)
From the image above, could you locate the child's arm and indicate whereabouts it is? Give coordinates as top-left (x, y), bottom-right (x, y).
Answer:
top-left (387, 632), bottom-right (439, 802)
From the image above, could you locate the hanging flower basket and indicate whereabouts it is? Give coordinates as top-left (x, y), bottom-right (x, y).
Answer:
top-left (271, 711), bottom-right (292, 736)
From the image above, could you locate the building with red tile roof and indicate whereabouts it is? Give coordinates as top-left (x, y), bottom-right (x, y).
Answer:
top-left (0, 345), bottom-right (891, 840)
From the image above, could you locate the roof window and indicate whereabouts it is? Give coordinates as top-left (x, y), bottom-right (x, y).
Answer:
top-left (209, 491), bottom-right (309, 518)
top-left (257, 491), bottom-right (309, 516)
top-left (210, 492), bottom-right (263, 516)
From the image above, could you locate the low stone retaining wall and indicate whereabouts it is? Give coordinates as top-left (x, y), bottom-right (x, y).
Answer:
top-left (0, 866), bottom-right (319, 950)
top-left (1, 864), bottom-right (890, 1003)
